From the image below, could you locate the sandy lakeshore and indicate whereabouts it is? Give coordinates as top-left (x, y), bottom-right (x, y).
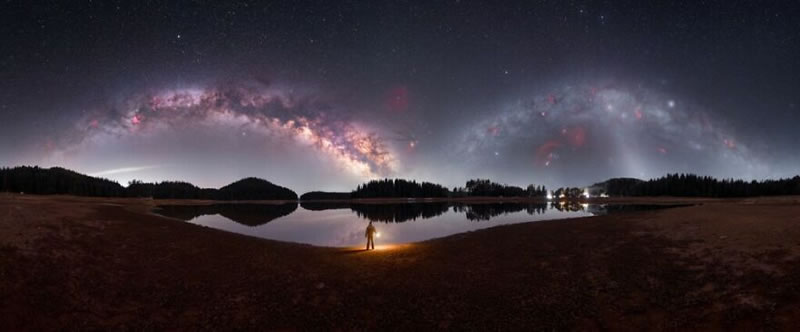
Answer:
top-left (2, 194), bottom-right (800, 330)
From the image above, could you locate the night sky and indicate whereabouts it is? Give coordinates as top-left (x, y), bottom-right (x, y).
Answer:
top-left (2, 1), bottom-right (799, 193)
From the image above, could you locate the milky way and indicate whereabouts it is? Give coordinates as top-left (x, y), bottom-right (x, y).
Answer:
top-left (56, 81), bottom-right (396, 179)
top-left (31, 77), bottom-right (778, 190)
top-left (3, 1), bottom-right (798, 191)
top-left (455, 79), bottom-right (768, 186)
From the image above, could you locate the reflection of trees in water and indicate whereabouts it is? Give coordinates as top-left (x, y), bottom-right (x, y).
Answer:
top-left (350, 203), bottom-right (451, 223)
top-left (453, 203), bottom-right (548, 221)
top-left (549, 202), bottom-right (689, 215)
top-left (300, 202), bottom-right (352, 211)
top-left (550, 201), bottom-right (586, 212)
top-left (303, 202), bottom-right (550, 222)
top-left (526, 204), bottom-right (548, 215)
top-left (156, 203), bottom-right (298, 226)
top-left (584, 204), bottom-right (607, 215)
top-left (159, 202), bottom-right (688, 226)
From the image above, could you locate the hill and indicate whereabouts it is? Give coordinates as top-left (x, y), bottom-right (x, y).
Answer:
top-left (0, 166), bottom-right (125, 196)
top-left (0, 166), bottom-right (297, 200)
top-left (216, 177), bottom-right (297, 200)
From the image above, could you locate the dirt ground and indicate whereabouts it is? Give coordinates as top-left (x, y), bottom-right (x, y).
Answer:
top-left (2, 193), bottom-right (800, 330)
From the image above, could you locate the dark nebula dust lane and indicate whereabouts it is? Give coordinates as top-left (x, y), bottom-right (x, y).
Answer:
top-left (1, 1), bottom-right (799, 192)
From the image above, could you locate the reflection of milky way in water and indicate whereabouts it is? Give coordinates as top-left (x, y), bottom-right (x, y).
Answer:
top-left (157, 202), bottom-right (679, 247)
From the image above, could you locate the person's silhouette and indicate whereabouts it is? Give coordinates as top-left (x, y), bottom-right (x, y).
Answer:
top-left (365, 221), bottom-right (377, 250)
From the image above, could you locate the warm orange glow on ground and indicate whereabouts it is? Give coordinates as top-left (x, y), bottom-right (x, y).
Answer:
top-left (340, 243), bottom-right (411, 252)
top-left (372, 244), bottom-right (397, 251)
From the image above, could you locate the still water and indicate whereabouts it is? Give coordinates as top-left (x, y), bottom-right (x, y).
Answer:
top-left (155, 202), bottom-right (664, 247)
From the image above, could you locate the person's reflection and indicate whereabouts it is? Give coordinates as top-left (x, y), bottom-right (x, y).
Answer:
top-left (365, 221), bottom-right (377, 250)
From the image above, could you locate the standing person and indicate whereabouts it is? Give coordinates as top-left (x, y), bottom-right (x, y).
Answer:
top-left (365, 221), bottom-right (377, 250)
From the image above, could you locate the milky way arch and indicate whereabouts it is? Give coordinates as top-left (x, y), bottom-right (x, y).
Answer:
top-left (56, 81), bottom-right (397, 178)
top-left (45, 77), bottom-right (771, 186)
top-left (458, 80), bottom-right (767, 182)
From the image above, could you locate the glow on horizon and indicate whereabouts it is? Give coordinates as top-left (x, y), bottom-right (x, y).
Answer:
top-left (89, 165), bottom-right (162, 177)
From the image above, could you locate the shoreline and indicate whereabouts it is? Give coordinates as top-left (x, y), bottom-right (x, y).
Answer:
top-left (5, 192), bottom-right (747, 206)
top-left (3, 194), bottom-right (800, 329)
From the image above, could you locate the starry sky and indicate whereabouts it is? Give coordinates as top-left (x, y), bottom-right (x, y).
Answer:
top-left (2, 1), bottom-right (799, 193)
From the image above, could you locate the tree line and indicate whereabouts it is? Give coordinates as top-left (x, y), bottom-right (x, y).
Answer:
top-left (0, 166), bottom-right (297, 200)
top-left (551, 187), bottom-right (585, 199)
top-left (351, 179), bottom-right (450, 198)
top-left (599, 174), bottom-right (800, 197)
top-left (7, 166), bottom-right (799, 201)
top-left (1, 166), bottom-right (126, 197)
top-left (452, 179), bottom-right (548, 198)
top-left (127, 178), bottom-right (297, 200)
top-left (349, 178), bottom-right (548, 199)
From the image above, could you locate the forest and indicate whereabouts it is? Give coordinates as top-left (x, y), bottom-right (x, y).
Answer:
top-left (350, 178), bottom-right (548, 198)
top-left (452, 179), bottom-right (548, 198)
top-left (1, 166), bottom-right (297, 200)
top-left (597, 174), bottom-right (800, 197)
top-left (4, 166), bottom-right (800, 200)
top-left (0, 166), bottom-right (126, 197)
top-left (350, 179), bottom-right (450, 198)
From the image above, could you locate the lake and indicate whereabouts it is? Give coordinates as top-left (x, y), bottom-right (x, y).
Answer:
top-left (155, 201), bottom-right (671, 247)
